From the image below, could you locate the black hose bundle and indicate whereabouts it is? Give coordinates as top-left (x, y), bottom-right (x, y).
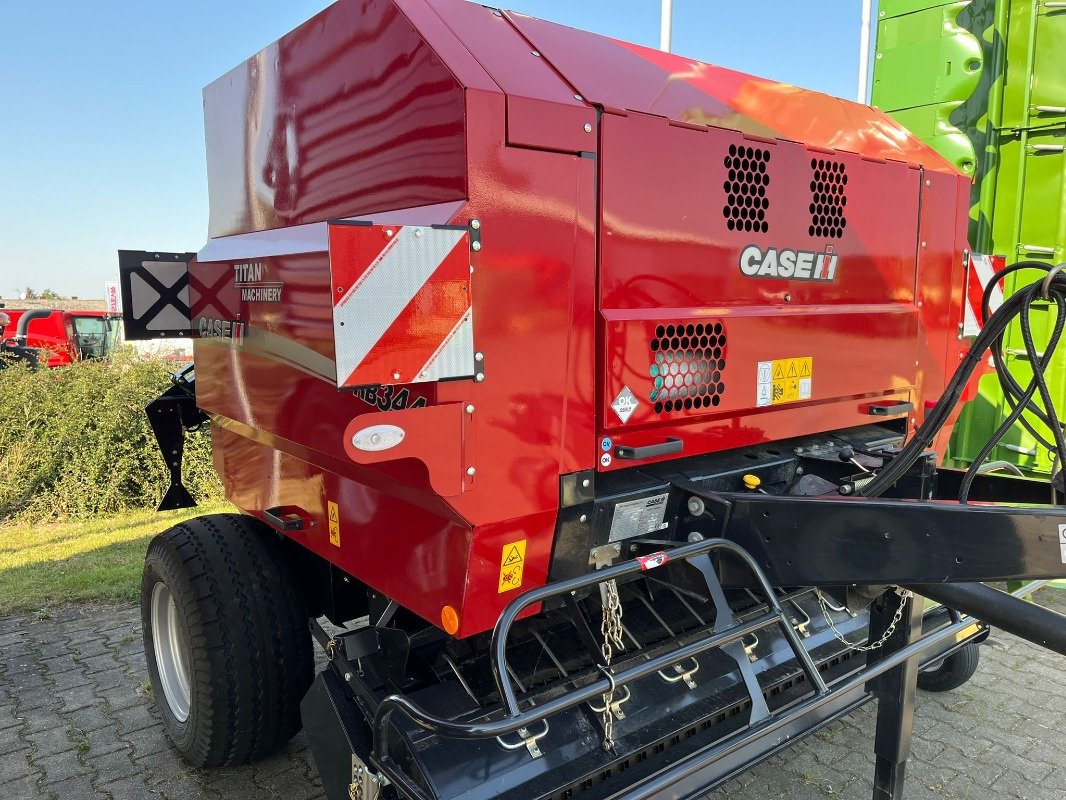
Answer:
top-left (859, 260), bottom-right (1066, 502)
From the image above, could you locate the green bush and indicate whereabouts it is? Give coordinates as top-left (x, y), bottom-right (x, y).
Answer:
top-left (0, 352), bottom-right (222, 522)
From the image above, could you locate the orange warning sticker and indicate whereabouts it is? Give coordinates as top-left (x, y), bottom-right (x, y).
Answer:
top-left (328, 501), bottom-right (341, 547)
top-left (498, 539), bottom-right (526, 593)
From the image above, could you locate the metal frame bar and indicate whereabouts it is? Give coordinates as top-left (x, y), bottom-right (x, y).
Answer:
top-left (370, 538), bottom-right (931, 800)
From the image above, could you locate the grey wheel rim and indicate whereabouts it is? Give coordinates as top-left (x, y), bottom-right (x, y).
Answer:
top-left (151, 582), bottom-right (191, 723)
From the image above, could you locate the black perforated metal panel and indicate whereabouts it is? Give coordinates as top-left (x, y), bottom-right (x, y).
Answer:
top-left (723, 145), bottom-right (770, 234)
top-left (649, 322), bottom-right (728, 415)
top-left (808, 158), bottom-right (848, 239)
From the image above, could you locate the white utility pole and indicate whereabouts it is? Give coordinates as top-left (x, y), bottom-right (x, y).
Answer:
top-left (856, 0), bottom-right (873, 103)
top-left (660, 0), bottom-right (673, 52)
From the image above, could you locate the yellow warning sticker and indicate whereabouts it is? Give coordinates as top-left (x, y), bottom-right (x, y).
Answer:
top-left (327, 501), bottom-right (341, 547)
top-left (498, 539), bottom-right (526, 593)
top-left (756, 357), bottom-right (813, 407)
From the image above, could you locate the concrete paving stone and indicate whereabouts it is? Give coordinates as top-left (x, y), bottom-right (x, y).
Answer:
top-left (0, 750), bottom-right (35, 785)
top-left (2, 602), bottom-right (1065, 800)
top-left (88, 747), bottom-right (142, 786)
top-left (0, 774), bottom-right (41, 799)
top-left (100, 685), bottom-right (149, 713)
top-left (141, 744), bottom-right (201, 785)
top-left (36, 748), bottom-right (93, 786)
top-left (40, 773), bottom-right (109, 800)
top-left (60, 684), bottom-right (103, 715)
top-left (111, 704), bottom-right (158, 737)
top-left (102, 778), bottom-right (162, 800)
top-left (988, 765), bottom-right (1065, 800)
top-left (50, 667), bottom-right (93, 693)
top-left (9, 686), bottom-right (54, 712)
top-left (0, 732), bottom-right (31, 759)
top-left (25, 725), bottom-right (77, 757)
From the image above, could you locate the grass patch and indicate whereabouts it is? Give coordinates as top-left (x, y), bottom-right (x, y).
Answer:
top-left (0, 502), bottom-right (231, 616)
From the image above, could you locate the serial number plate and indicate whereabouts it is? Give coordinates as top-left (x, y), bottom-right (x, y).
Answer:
top-left (609, 493), bottom-right (670, 542)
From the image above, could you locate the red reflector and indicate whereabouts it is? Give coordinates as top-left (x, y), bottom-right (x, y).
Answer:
top-left (637, 552), bottom-right (669, 570)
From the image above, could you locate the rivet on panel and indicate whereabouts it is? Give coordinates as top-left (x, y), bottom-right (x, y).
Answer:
top-left (475, 373), bottom-right (485, 382)
top-left (386, 229), bottom-right (394, 237)
top-left (917, 300), bottom-right (923, 308)
top-left (470, 219), bottom-right (481, 230)
top-left (392, 371), bottom-right (401, 380)
top-left (466, 467), bottom-right (476, 477)
top-left (475, 352), bottom-right (485, 362)
top-left (472, 241), bottom-right (482, 252)
top-left (414, 229), bottom-right (423, 237)
top-left (465, 404), bottom-right (475, 414)
top-left (581, 479), bottom-right (591, 488)
top-left (579, 514), bottom-right (588, 523)
top-left (583, 123), bottom-right (592, 133)
top-left (531, 50), bottom-right (540, 57)
top-left (574, 94), bottom-right (583, 101)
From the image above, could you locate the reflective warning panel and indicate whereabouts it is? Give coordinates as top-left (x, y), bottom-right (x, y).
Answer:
top-left (117, 251), bottom-right (196, 340)
top-left (328, 223), bottom-right (474, 388)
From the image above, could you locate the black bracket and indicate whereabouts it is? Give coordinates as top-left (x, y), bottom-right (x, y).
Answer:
top-left (146, 374), bottom-right (207, 511)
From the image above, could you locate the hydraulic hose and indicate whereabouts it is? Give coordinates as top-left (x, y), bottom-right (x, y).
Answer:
top-left (859, 261), bottom-right (1066, 501)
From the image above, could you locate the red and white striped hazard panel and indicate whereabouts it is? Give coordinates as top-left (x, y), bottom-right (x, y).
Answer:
top-left (963, 253), bottom-right (1005, 338)
top-left (328, 223), bottom-right (474, 388)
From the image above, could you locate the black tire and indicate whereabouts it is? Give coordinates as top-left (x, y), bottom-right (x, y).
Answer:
top-left (917, 642), bottom-right (980, 692)
top-left (141, 513), bottom-right (314, 767)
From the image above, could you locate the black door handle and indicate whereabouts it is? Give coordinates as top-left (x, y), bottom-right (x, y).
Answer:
top-left (614, 437), bottom-right (683, 460)
top-left (867, 401), bottom-right (914, 417)
top-left (263, 506), bottom-right (306, 531)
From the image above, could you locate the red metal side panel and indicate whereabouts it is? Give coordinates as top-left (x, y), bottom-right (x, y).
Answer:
top-left (329, 223), bottom-right (474, 388)
top-left (598, 112), bottom-right (923, 465)
top-left (425, 0), bottom-right (596, 154)
top-left (203, 0), bottom-right (467, 239)
top-left (212, 426), bottom-right (473, 633)
top-left (507, 11), bottom-right (958, 173)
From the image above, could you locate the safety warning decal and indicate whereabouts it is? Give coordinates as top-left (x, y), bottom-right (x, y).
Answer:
top-left (499, 539), bottom-right (527, 593)
top-left (756, 357), bottom-right (813, 407)
top-left (328, 501), bottom-right (341, 547)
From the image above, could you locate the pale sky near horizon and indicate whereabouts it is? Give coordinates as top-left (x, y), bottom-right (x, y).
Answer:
top-left (0, 1), bottom-right (874, 299)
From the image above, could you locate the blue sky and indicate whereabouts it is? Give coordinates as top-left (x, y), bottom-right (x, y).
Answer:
top-left (0, 1), bottom-right (874, 299)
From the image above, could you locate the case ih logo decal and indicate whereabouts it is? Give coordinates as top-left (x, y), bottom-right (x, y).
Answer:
top-left (739, 244), bottom-right (839, 282)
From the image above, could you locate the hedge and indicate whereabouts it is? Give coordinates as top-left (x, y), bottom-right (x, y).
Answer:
top-left (0, 352), bottom-right (222, 522)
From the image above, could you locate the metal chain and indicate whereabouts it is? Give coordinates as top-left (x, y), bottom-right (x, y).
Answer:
top-left (815, 587), bottom-right (912, 653)
top-left (599, 578), bottom-right (625, 750)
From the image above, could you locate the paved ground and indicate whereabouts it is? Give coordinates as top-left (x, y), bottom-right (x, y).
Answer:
top-left (0, 597), bottom-right (1062, 800)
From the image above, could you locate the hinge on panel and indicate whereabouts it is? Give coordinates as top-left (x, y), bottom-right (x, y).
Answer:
top-left (349, 754), bottom-right (386, 800)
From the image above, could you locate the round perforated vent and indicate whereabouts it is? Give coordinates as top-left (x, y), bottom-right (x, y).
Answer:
top-left (723, 144), bottom-right (770, 234)
top-left (649, 322), bottom-right (727, 414)
top-left (809, 158), bottom-right (847, 239)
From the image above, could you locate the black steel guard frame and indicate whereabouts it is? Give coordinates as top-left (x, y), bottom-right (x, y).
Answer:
top-left (368, 538), bottom-right (989, 800)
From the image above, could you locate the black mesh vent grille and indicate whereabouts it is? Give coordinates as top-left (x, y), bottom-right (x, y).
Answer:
top-left (649, 322), bottom-right (727, 414)
top-left (723, 144), bottom-right (770, 234)
top-left (808, 157), bottom-right (848, 239)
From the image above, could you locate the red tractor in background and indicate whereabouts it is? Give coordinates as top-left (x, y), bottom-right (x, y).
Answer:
top-left (0, 308), bottom-right (119, 368)
top-left (116, 2), bottom-right (1066, 799)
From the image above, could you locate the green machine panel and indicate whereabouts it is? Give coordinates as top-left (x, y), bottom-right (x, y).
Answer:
top-left (874, 0), bottom-right (1066, 478)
